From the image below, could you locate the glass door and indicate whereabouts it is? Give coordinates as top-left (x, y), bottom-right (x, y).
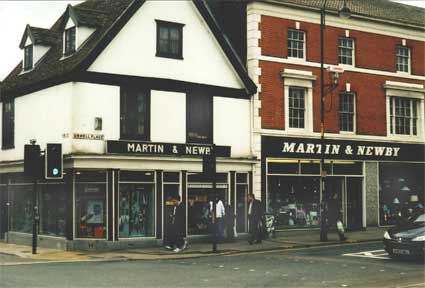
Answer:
top-left (345, 177), bottom-right (363, 230)
top-left (324, 177), bottom-right (344, 229)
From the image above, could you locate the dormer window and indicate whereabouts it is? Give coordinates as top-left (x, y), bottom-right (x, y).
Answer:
top-left (23, 45), bottom-right (33, 71)
top-left (64, 26), bottom-right (76, 56)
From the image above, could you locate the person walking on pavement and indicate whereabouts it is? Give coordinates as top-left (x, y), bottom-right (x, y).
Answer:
top-left (247, 193), bottom-right (263, 245)
top-left (328, 192), bottom-right (346, 241)
top-left (165, 195), bottom-right (187, 252)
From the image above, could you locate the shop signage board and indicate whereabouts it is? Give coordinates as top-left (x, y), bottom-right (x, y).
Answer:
top-left (106, 140), bottom-right (231, 157)
top-left (262, 136), bottom-right (425, 162)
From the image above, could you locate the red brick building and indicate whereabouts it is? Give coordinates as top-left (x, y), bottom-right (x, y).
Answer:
top-left (244, 0), bottom-right (425, 230)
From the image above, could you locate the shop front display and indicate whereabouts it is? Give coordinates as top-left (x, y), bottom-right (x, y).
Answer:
top-left (75, 171), bottom-right (107, 239)
top-left (119, 171), bottom-right (155, 238)
top-left (379, 162), bottom-right (425, 225)
top-left (39, 183), bottom-right (66, 236)
top-left (9, 184), bottom-right (33, 233)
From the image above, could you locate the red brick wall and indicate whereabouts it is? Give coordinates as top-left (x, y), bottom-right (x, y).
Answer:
top-left (259, 15), bottom-right (425, 76)
top-left (259, 61), bottom-right (425, 135)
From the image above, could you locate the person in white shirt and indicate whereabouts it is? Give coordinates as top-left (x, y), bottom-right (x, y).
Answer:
top-left (210, 197), bottom-right (225, 242)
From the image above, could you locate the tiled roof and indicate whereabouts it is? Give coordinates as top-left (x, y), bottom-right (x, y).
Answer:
top-left (19, 25), bottom-right (60, 48)
top-left (1, 0), bottom-right (136, 97)
top-left (263, 0), bottom-right (425, 27)
top-left (1, 0), bottom-right (256, 98)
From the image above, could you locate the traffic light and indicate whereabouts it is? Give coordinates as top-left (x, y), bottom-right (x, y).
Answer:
top-left (24, 144), bottom-right (41, 178)
top-left (45, 143), bottom-right (62, 179)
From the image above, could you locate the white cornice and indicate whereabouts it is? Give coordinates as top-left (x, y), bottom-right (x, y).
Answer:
top-left (260, 55), bottom-right (425, 81)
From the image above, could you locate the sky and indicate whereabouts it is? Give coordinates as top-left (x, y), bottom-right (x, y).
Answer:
top-left (0, 0), bottom-right (424, 81)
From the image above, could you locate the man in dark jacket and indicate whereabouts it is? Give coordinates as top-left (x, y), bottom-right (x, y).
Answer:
top-left (164, 195), bottom-right (187, 252)
top-left (247, 193), bottom-right (263, 244)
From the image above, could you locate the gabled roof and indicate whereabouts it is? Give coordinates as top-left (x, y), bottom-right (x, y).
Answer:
top-left (1, 0), bottom-right (256, 99)
top-left (65, 4), bottom-right (107, 28)
top-left (19, 25), bottom-right (60, 49)
top-left (260, 0), bottom-right (425, 28)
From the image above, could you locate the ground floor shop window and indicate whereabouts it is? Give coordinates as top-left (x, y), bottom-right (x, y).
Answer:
top-left (188, 187), bottom-right (228, 235)
top-left (9, 185), bottom-right (33, 233)
top-left (379, 162), bottom-right (424, 225)
top-left (119, 171), bottom-right (155, 238)
top-left (236, 173), bottom-right (248, 233)
top-left (268, 176), bottom-right (320, 229)
top-left (39, 183), bottom-right (66, 236)
top-left (75, 171), bottom-right (107, 239)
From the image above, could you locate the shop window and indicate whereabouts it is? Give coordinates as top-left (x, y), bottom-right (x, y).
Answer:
top-left (379, 162), bottom-right (424, 226)
top-left (288, 29), bottom-right (305, 59)
top-left (23, 44), bottom-right (33, 71)
top-left (339, 93), bottom-right (355, 132)
top-left (268, 176), bottom-right (320, 229)
top-left (120, 88), bottom-right (150, 141)
top-left (389, 96), bottom-right (418, 136)
top-left (186, 89), bottom-right (213, 144)
top-left (338, 37), bottom-right (354, 66)
top-left (75, 171), bottom-right (107, 239)
top-left (333, 161), bottom-right (362, 175)
top-left (119, 171), bottom-right (155, 238)
top-left (188, 172), bottom-right (227, 183)
top-left (288, 87), bottom-right (305, 129)
top-left (268, 161), bottom-right (299, 175)
top-left (2, 98), bottom-right (14, 149)
top-left (187, 187), bottom-right (228, 235)
top-left (9, 184), bottom-right (33, 233)
top-left (300, 161), bottom-right (320, 175)
top-left (156, 20), bottom-right (184, 59)
top-left (39, 183), bottom-right (66, 236)
top-left (396, 46), bottom-right (410, 73)
top-left (236, 173), bottom-right (248, 233)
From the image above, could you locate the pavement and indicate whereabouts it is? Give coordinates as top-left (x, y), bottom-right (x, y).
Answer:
top-left (0, 227), bottom-right (387, 265)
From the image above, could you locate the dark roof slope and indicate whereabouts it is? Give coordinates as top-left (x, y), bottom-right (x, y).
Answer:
top-left (67, 4), bottom-right (108, 28)
top-left (1, 0), bottom-right (136, 97)
top-left (1, 0), bottom-right (256, 98)
top-left (262, 0), bottom-right (425, 27)
top-left (19, 25), bottom-right (60, 48)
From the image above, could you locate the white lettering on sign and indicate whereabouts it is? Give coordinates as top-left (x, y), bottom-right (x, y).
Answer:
top-left (282, 142), bottom-right (401, 158)
top-left (127, 143), bottom-right (164, 154)
top-left (186, 146), bottom-right (211, 155)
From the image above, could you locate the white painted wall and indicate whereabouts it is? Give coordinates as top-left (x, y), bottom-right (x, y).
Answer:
top-left (0, 83), bottom-right (74, 162)
top-left (88, 0), bottom-right (244, 89)
top-left (151, 90), bottom-right (186, 143)
top-left (71, 82), bottom-right (120, 154)
top-left (214, 97), bottom-right (251, 158)
top-left (77, 26), bottom-right (95, 48)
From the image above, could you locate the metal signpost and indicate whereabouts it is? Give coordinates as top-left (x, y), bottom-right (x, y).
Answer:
top-left (203, 144), bottom-right (217, 253)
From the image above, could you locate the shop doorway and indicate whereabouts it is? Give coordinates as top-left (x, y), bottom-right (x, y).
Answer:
top-left (325, 177), bottom-right (363, 230)
top-left (346, 177), bottom-right (363, 230)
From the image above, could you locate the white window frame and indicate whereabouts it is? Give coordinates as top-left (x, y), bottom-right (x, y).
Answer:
top-left (339, 92), bottom-right (356, 134)
top-left (338, 37), bottom-right (355, 67)
top-left (385, 81), bottom-right (424, 140)
top-left (287, 29), bottom-right (306, 61)
top-left (396, 46), bottom-right (410, 74)
top-left (282, 69), bottom-right (315, 134)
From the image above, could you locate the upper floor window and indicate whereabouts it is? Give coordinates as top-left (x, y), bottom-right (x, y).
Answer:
top-left (396, 46), bottom-right (410, 73)
top-left (120, 88), bottom-right (150, 140)
top-left (288, 87), bottom-right (305, 129)
top-left (389, 96), bottom-right (418, 136)
top-left (339, 93), bottom-right (355, 132)
top-left (156, 20), bottom-right (183, 59)
top-left (2, 98), bottom-right (15, 149)
top-left (186, 89), bottom-right (212, 144)
top-left (23, 45), bottom-right (33, 71)
top-left (338, 38), bottom-right (354, 66)
top-left (288, 29), bottom-right (305, 59)
top-left (64, 26), bottom-right (76, 56)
